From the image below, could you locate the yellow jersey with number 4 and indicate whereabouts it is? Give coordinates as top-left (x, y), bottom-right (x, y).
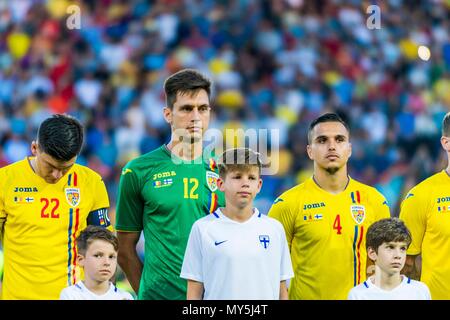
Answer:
top-left (268, 177), bottom-right (390, 300)
top-left (0, 157), bottom-right (109, 300)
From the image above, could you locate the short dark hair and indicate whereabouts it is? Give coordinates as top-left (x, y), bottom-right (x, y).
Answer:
top-left (163, 69), bottom-right (212, 109)
top-left (366, 218), bottom-right (412, 253)
top-left (442, 112), bottom-right (450, 137)
top-left (308, 113), bottom-right (350, 143)
top-left (37, 114), bottom-right (83, 161)
top-left (218, 148), bottom-right (262, 179)
top-left (76, 225), bottom-right (118, 255)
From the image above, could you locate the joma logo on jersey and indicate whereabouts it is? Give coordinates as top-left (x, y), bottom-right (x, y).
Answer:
top-left (437, 197), bottom-right (450, 203)
top-left (303, 202), bottom-right (326, 210)
top-left (14, 187), bottom-right (38, 192)
top-left (153, 171), bottom-right (176, 180)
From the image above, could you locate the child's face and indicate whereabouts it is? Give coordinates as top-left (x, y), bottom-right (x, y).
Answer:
top-left (368, 241), bottom-right (408, 276)
top-left (218, 167), bottom-right (262, 209)
top-left (78, 239), bottom-right (118, 283)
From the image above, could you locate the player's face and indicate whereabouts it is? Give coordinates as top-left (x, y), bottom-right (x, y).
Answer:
top-left (31, 142), bottom-right (76, 184)
top-left (368, 241), bottom-right (407, 276)
top-left (79, 239), bottom-right (117, 283)
top-left (307, 122), bottom-right (351, 174)
top-left (164, 89), bottom-right (210, 143)
top-left (218, 167), bottom-right (262, 209)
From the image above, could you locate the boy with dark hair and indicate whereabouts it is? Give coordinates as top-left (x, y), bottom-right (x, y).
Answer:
top-left (348, 218), bottom-right (430, 300)
top-left (181, 148), bottom-right (293, 300)
top-left (0, 114), bottom-right (110, 300)
top-left (60, 226), bottom-right (133, 300)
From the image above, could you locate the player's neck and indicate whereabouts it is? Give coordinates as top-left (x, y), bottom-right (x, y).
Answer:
top-left (166, 139), bottom-right (203, 161)
top-left (83, 279), bottom-right (110, 295)
top-left (313, 167), bottom-right (349, 194)
top-left (371, 269), bottom-right (403, 291)
top-left (221, 204), bottom-right (254, 223)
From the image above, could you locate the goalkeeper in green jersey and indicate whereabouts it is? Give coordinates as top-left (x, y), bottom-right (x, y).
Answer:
top-left (115, 69), bottom-right (224, 300)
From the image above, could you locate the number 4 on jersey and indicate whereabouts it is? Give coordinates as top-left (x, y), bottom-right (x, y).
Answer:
top-left (333, 214), bottom-right (342, 234)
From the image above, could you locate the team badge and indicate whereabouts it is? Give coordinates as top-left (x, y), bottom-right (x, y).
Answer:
top-left (65, 188), bottom-right (80, 207)
top-left (259, 235), bottom-right (270, 249)
top-left (350, 205), bottom-right (365, 224)
top-left (206, 171), bottom-right (219, 192)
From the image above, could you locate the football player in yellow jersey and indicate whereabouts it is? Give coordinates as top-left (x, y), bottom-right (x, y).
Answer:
top-left (399, 112), bottom-right (450, 300)
top-left (269, 113), bottom-right (390, 300)
top-left (0, 114), bottom-right (110, 300)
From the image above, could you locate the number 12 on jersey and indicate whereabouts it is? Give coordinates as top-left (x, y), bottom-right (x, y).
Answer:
top-left (183, 178), bottom-right (199, 199)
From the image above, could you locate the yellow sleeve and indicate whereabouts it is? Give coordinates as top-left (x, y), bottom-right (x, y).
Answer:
top-left (268, 194), bottom-right (297, 249)
top-left (0, 174), bottom-right (6, 243)
top-left (399, 187), bottom-right (428, 255)
top-left (92, 174), bottom-right (110, 211)
top-left (373, 190), bottom-right (391, 220)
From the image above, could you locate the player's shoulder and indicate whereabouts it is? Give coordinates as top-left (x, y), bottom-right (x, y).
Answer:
top-left (0, 158), bottom-right (27, 175)
top-left (124, 146), bottom-right (168, 171)
top-left (350, 178), bottom-right (385, 199)
top-left (114, 286), bottom-right (134, 300)
top-left (408, 171), bottom-right (444, 194)
top-left (195, 212), bottom-right (221, 226)
top-left (407, 278), bottom-right (429, 290)
top-left (72, 163), bottom-right (103, 180)
top-left (259, 213), bottom-right (287, 233)
top-left (274, 181), bottom-right (309, 204)
top-left (59, 283), bottom-right (82, 299)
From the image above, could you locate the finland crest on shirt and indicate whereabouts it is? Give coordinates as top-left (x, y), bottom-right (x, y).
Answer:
top-left (181, 208), bottom-right (294, 300)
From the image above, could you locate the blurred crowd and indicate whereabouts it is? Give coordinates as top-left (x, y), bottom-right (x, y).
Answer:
top-left (0, 0), bottom-right (449, 238)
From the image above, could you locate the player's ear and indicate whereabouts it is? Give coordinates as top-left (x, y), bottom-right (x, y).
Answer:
top-left (163, 107), bottom-right (173, 125)
top-left (367, 247), bottom-right (377, 262)
top-left (217, 177), bottom-right (225, 192)
top-left (77, 253), bottom-right (85, 267)
top-left (306, 144), bottom-right (313, 160)
top-left (31, 141), bottom-right (38, 156)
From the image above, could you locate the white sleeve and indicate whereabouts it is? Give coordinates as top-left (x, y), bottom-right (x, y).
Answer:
top-left (347, 288), bottom-right (357, 300)
top-left (59, 287), bottom-right (73, 300)
top-left (279, 223), bottom-right (294, 281)
top-left (180, 222), bottom-right (204, 282)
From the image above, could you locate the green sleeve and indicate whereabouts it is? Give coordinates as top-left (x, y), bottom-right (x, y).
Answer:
top-left (115, 167), bottom-right (144, 232)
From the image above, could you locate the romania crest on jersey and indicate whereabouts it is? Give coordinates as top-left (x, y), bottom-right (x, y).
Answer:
top-left (65, 188), bottom-right (80, 207)
top-left (206, 171), bottom-right (219, 192)
top-left (350, 205), bottom-right (365, 224)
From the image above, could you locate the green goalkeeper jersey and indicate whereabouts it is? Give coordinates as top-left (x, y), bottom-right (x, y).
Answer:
top-left (115, 145), bottom-right (224, 300)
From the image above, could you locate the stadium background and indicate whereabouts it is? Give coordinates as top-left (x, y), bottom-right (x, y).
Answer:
top-left (0, 0), bottom-right (449, 296)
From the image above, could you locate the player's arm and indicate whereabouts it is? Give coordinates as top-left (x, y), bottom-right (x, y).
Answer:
top-left (87, 175), bottom-right (111, 229)
top-left (268, 195), bottom-right (296, 249)
top-left (115, 166), bottom-right (145, 294)
top-left (279, 281), bottom-right (288, 300)
top-left (402, 254), bottom-right (421, 280)
top-left (0, 217), bottom-right (4, 244)
top-left (399, 188), bottom-right (428, 280)
top-left (187, 280), bottom-right (204, 300)
top-left (117, 231), bottom-right (142, 294)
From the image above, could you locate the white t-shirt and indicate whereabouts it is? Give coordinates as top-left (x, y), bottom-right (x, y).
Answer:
top-left (60, 281), bottom-right (134, 300)
top-left (180, 208), bottom-right (294, 300)
top-left (348, 275), bottom-right (431, 300)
